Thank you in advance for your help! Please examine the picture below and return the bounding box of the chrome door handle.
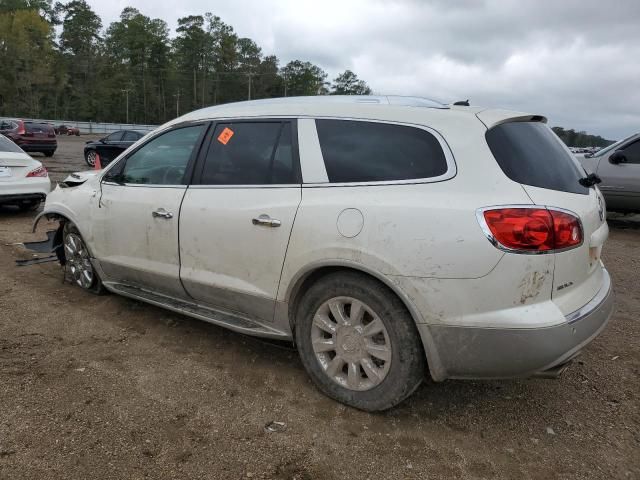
[152,208,173,219]
[252,214,281,227]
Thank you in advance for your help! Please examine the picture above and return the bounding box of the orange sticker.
[217,127,234,145]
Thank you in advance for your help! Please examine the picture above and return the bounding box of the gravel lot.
[0,136,638,479]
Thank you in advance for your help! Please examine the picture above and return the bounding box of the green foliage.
[0,3,368,123]
[331,70,372,95]
[551,126,614,148]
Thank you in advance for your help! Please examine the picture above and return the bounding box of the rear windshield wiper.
[579,173,602,188]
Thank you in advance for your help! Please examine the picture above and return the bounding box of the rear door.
[596,138,640,210]
[485,121,608,315]
[179,120,301,324]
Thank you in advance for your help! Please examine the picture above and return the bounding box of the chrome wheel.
[311,296,392,391]
[64,232,94,289]
[86,150,96,167]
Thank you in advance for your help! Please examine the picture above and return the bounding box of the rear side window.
[486,122,587,195]
[200,122,296,185]
[0,134,23,153]
[315,119,448,183]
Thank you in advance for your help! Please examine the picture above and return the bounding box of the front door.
[597,138,640,210]
[92,123,207,298]
[179,120,301,324]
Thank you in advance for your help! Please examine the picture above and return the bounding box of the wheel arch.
[284,260,445,380]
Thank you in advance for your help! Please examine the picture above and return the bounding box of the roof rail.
[210,95,449,110]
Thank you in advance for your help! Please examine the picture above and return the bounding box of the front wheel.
[84,150,96,167]
[295,271,426,411]
[63,223,104,294]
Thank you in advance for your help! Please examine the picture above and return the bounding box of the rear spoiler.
[475,109,547,130]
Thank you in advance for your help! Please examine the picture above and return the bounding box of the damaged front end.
[30,213,67,267]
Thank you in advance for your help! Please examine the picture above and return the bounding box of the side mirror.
[609,150,627,165]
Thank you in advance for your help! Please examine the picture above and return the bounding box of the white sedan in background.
[0,134,50,210]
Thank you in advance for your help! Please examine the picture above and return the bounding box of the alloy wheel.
[311,296,392,391]
[64,232,94,289]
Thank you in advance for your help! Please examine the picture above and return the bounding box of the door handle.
[252,214,281,227]
[152,208,173,219]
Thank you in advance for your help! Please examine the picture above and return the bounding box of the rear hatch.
[483,117,608,315]
[24,123,56,143]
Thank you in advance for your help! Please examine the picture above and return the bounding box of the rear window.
[0,134,24,153]
[315,119,448,183]
[25,123,50,133]
[486,122,587,195]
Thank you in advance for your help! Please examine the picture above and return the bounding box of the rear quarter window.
[315,119,449,183]
[486,122,588,195]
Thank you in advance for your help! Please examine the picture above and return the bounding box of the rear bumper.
[0,178,51,204]
[18,142,56,152]
[423,269,614,380]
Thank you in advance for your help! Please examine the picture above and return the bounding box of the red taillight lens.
[16,122,25,135]
[26,166,48,178]
[481,208,582,252]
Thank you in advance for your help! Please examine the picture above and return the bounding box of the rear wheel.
[295,271,426,411]
[63,223,104,294]
[85,150,96,167]
[43,150,54,157]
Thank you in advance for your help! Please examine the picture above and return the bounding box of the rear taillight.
[26,166,48,178]
[479,207,582,253]
[16,121,25,135]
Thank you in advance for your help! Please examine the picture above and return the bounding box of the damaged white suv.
[35,96,614,411]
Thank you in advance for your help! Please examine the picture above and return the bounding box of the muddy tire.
[62,223,104,294]
[295,271,425,411]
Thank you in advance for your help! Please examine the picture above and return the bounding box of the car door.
[179,120,302,324]
[597,138,640,210]
[91,123,208,298]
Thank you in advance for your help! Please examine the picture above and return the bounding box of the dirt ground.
[0,136,638,479]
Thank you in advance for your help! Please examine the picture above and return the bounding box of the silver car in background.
[579,132,640,212]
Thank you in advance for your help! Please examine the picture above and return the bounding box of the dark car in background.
[84,130,146,167]
[55,124,80,136]
[0,119,57,157]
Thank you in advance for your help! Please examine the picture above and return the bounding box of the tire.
[62,223,105,294]
[43,150,54,157]
[84,150,97,167]
[295,271,425,411]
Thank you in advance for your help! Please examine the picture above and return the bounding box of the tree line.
[0,0,372,124]
[551,127,614,148]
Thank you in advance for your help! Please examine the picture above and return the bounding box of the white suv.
[36,96,614,411]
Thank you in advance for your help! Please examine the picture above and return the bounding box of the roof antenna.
[453,99,470,106]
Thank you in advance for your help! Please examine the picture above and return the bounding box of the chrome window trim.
[475,204,584,255]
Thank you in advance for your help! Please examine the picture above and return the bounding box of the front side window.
[122,131,140,142]
[200,122,296,185]
[116,125,204,185]
[315,119,448,183]
[622,140,640,164]
[106,131,124,142]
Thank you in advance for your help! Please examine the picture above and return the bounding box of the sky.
[90,0,640,140]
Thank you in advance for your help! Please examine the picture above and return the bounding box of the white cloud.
[88,0,640,139]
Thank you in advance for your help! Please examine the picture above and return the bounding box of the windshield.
[592,133,639,157]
